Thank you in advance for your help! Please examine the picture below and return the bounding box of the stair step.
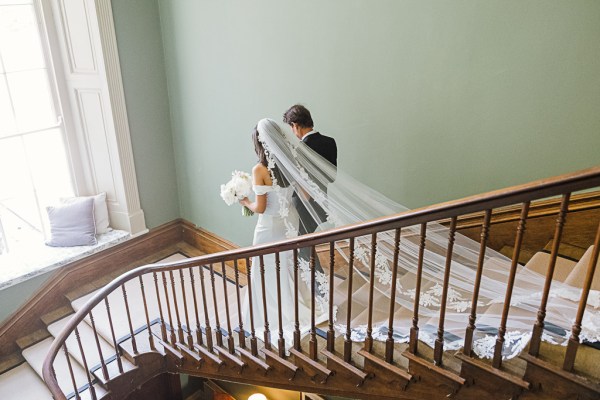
[70,273,160,345]
[321,349,370,386]
[289,348,333,383]
[0,352,24,375]
[16,328,51,350]
[176,342,204,364]
[456,352,529,391]
[47,314,134,375]
[0,363,53,399]
[260,347,298,378]
[21,337,108,399]
[357,348,412,385]
[214,345,246,373]
[402,350,465,386]
[70,267,243,350]
[193,344,224,367]
[41,305,75,327]
[237,346,272,374]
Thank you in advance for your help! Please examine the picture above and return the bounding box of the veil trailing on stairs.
[255,118,599,359]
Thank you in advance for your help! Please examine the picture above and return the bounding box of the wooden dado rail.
[43,167,600,400]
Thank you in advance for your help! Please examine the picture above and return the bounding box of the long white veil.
[256,118,599,358]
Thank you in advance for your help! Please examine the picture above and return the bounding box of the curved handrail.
[42,166,600,398]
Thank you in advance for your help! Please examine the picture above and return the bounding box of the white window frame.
[36,0,146,235]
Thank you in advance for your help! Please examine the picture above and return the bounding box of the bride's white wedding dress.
[241,184,315,346]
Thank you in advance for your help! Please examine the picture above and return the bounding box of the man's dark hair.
[283,104,314,128]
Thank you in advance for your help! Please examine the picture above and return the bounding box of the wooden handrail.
[42,166,600,398]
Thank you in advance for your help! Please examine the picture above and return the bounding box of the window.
[0,0,146,287]
[0,0,74,254]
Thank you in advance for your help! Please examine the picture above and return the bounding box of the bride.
[239,117,599,358]
[239,122,318,347]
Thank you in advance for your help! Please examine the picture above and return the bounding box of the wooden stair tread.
[456,352,529,389]
[357,348,412,382]
[0,352,25,375]
[289,348,333,383]
[16,328,51,350]
[41,305,74,326]
[193,344,224,367]
[214,345,246,372]
[260,347,298,377]
[176,342,203,364]
[402,350,465,385]
[237,346,271,373]
[321,349,369,386]
[520,353,600,393]
[161,339,184,366]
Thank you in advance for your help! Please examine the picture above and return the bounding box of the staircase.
[1,167,600,400]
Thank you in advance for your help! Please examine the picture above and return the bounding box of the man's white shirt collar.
[302,130,317,141]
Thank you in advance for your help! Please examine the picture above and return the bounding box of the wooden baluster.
[153,272,168,342]
[563,220,600,371]
[189,267,203,346]
[74,327,97,400]
[139,275,155,350]
[530,194,570,356]
[492,202,530,368]
[161,272,177,344]
[434,216,457,366]
[365,233,378,353]
[293,249,301,351]
[344,237,355,363]
[234,259,246,349]
[121,284,138,354]
[463,209,492,356]
[63,344,81,400]
[104,298,123,373]
[309,246,318,361]
[327,241,336,353]
[198,265,213,351]
[169,270,185,343]
[221,261,235,353]
[409,223,427,354]
[259,255,271,350]
[275,252,286,357]
[88,310,109,380]
[209,263,223,347]
[385,228,401,363]
[178,269,194,348]
[247,257,258,356]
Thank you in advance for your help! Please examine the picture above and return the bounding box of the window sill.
[0,230,130,290]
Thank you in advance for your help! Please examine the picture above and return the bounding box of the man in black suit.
[283,104,337,279]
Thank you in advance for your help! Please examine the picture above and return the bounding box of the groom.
[283,104,337,278]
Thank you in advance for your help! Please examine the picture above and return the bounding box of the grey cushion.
[61,192,111,234]
[46,197,97,247]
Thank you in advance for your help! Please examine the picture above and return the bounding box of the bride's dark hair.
[252,126,289,187]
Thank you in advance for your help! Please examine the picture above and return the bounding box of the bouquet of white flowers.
[220,170,254,216]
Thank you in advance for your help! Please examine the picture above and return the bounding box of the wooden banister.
[42,166,600,399]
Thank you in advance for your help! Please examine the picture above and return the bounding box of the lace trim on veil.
[255,118,600,360]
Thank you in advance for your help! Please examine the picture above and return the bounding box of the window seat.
[0,230,130,290]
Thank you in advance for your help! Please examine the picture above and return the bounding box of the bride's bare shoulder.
[252,163,271,185]
[252,163,268,175]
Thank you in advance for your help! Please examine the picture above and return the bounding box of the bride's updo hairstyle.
[252,125,289,188]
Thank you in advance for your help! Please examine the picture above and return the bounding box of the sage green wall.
[159,0,600,246]
[111,0,180,229]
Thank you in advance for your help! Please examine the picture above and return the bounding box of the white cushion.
[62,192,111,234]
[46,197,97,247]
